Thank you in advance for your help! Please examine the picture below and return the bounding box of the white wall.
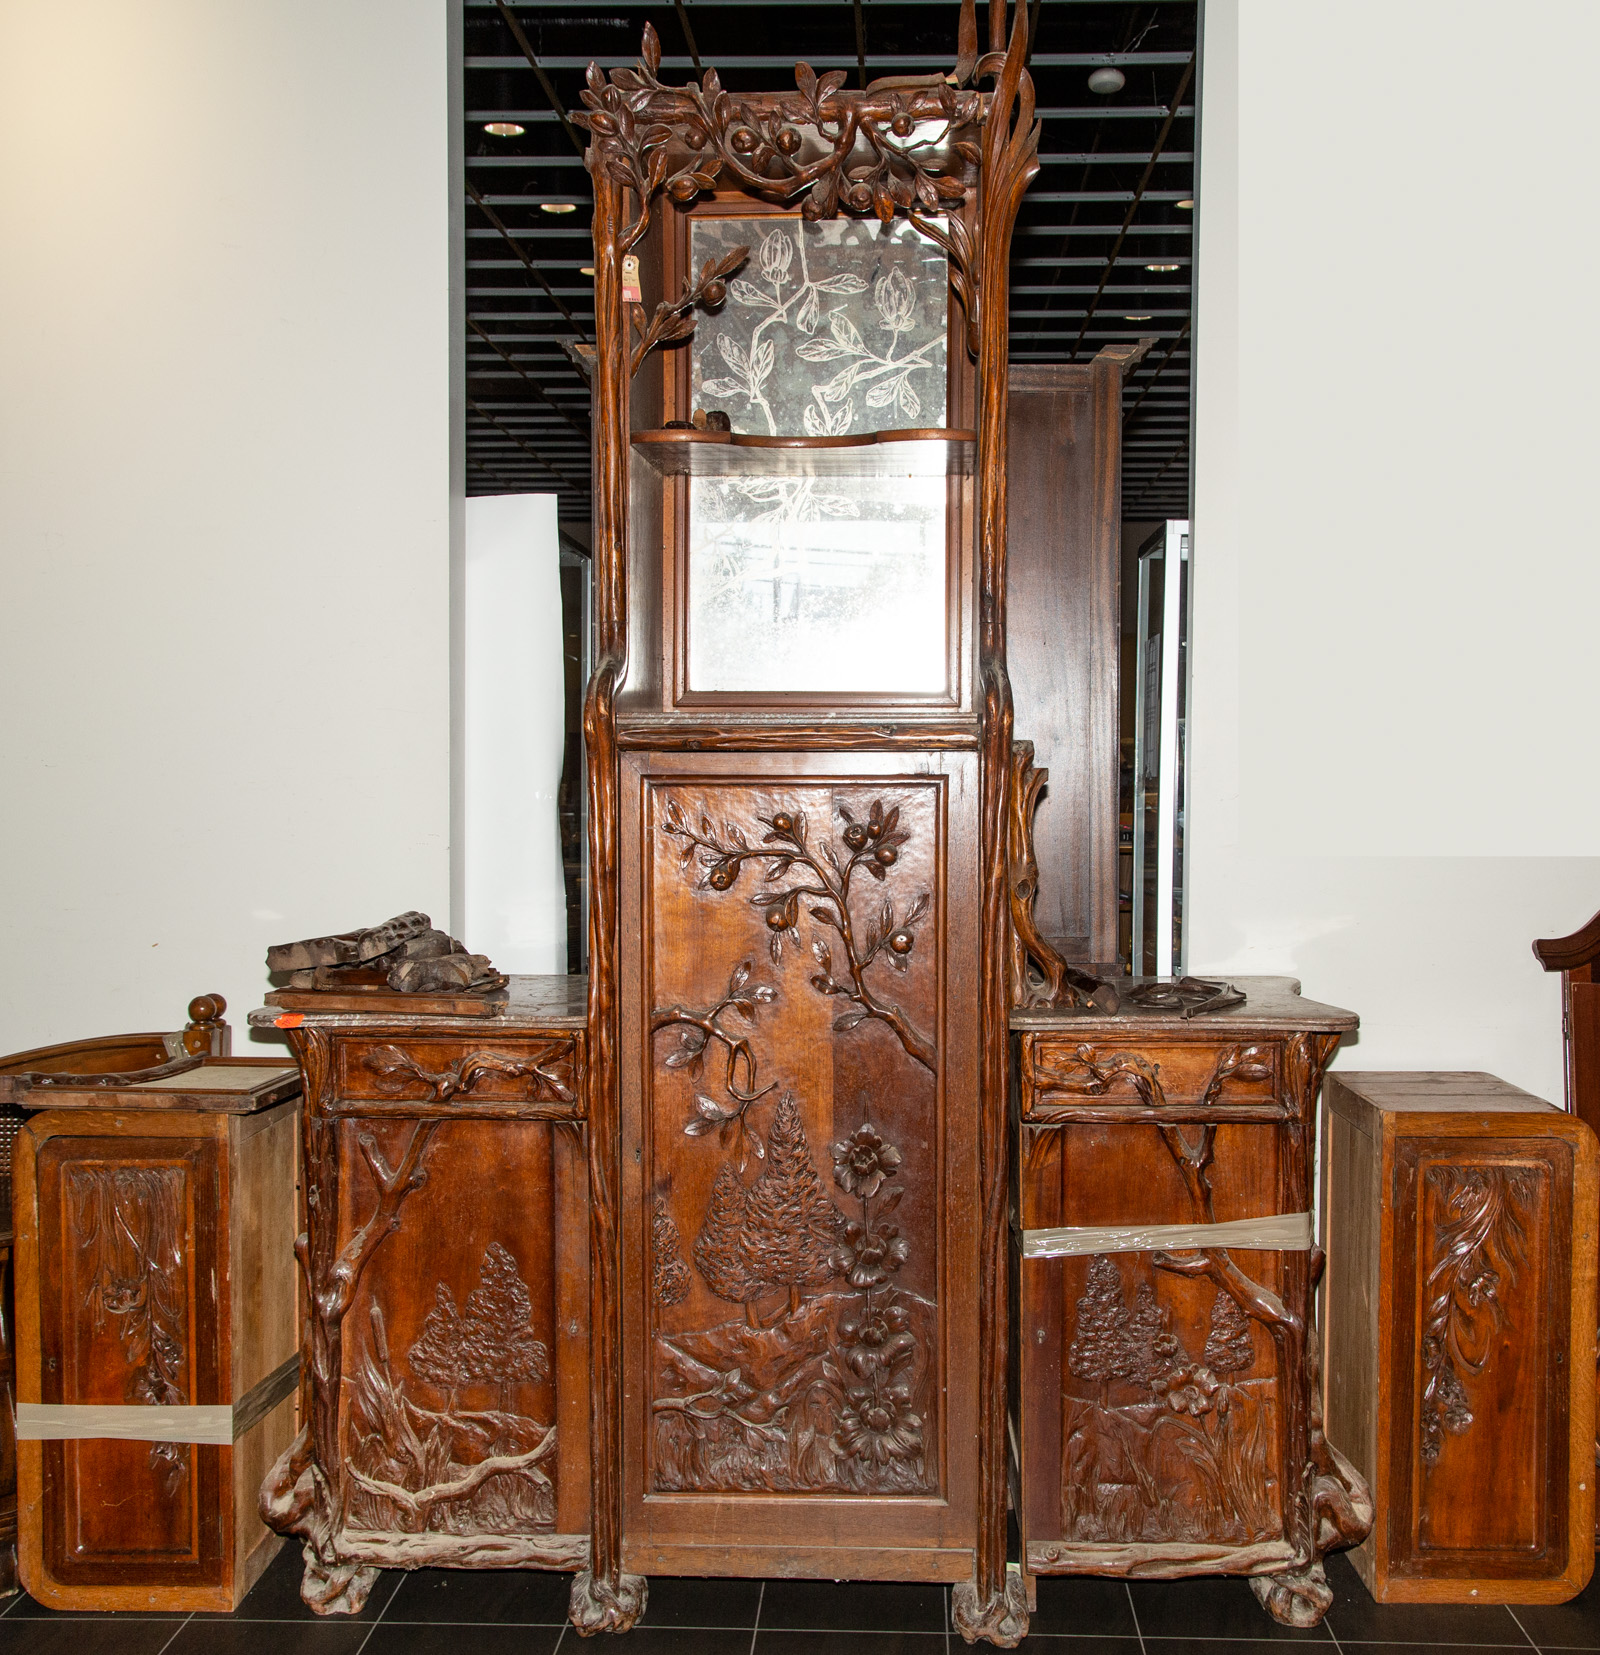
[1190,0,1600,1102]
[0,1,457,1050]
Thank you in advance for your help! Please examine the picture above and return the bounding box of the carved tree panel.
[35,1135,223,1583]
[335,1116,583,1544]
[622,755,980,1566]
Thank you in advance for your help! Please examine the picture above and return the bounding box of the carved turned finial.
[183,993,229,1057]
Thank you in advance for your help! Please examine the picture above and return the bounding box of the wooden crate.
[13,1057,301,1611]
[1322,1070,1597,1603]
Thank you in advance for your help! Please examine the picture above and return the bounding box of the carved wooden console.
[1011,978,1372,1628]
[1322,1071,1597,1602]
[249,977,591,1617]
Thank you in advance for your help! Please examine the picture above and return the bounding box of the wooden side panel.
[333,1115,585,1545]
[228,1101,299,1592]
[1321,1104,1383,1594]
[620,750,980,1575]
[1005,364,1119,963]
[1388,1140,1570,1583]
[36,1131,225,1588]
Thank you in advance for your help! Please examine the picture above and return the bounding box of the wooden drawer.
[1022,1035,1283,1121]
[335,1034,582,1112]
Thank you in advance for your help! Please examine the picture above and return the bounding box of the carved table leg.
[569,1568,648,1635]
[299,1548,379,1616]
[1251,1561,1332,1628]
[951,1573,1029,1648]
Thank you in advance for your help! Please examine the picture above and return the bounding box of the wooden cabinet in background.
[1011,978,1372,1628]
[1321,1070,1597,1603]
[252,979,591,1616]
[1006,353,1145,967]
[12,1055,300,1611]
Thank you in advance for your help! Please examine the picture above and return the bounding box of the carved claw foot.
[299,1549,379,1616]
[952,1572,1029,1647]
[569,1568,648,1635]
[1251,1560,1332,1628]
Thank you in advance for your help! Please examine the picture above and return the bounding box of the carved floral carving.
[1419,1163,1537,1467]
[653,1106,934,1495]
[659,794,935,1071]
[68,1164,189,1497]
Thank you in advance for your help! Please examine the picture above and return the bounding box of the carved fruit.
[732,128,758,153]
[765,906,789,930]
[771,812,794,833]
[875,846,898,867]
[888,929,914,955]
[866,819,884,839]
[776,127,801,155]
[890,112,914,137]
[708,864,736,891]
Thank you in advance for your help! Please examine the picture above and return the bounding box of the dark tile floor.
[3,1547,1597,1654]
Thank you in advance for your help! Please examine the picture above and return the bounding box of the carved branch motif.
[364,1042,577,1106]
[576,19,983,288]
[630,244,749,377]
[654,1107,934,1495]
[68,1165,189,1497]
[1419,1164,1536,1467]
[652,958,779,1172]
[1006,742,1119,1012]
[659,794,936,1071]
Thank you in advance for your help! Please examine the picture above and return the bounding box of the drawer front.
[336,1034,582,1111]
[1023,1035,1281,1119]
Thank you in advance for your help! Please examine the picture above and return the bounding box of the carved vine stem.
[660,797,936,1072]
[364,1042,577,1105]
[1419,1163,1535,1467]
[630,246,750,376]
[347,1427,558,1524]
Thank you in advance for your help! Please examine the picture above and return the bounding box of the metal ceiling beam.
[490,0,587,156]
[464,51,1193,69]
[466,182,591,341]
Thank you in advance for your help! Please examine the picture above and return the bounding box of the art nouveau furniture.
[9,1019,300,1610]
[251,978,588,1614]
[0,993,231,1601]
[1321,1071,1596,1602]
[1011,979,1372,1628]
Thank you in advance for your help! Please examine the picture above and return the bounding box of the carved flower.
[834,1382,923,1467]
[1154,1364,1223,1417]
[831,1122,902,1199]
[831,1216,909,1290]
[1464,1264,1500,1307]
[840,1302,916,1379]
[758,227,795,284]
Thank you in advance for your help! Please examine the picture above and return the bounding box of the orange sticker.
[275,1013,305,1028]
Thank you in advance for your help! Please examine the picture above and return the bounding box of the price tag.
[622,254,642,304]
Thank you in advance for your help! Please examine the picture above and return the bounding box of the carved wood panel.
[620,753,980,1569]
[35,1135,224,1585]
[1395,1145,1563,1565]
[334,1116,585,1550]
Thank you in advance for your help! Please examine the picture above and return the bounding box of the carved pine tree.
[409,1281,470,1406]
[1203,1288,1255,1376]
[1067,1254,1135,1405]
[694,1163,763,1324]
[739,1093,845,1313]
[1127,1280,1182,1388]
[652,1200,692,1306]
[421,1242,550,1416]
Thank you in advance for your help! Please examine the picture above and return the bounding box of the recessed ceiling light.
[1124,314,1153,321]
[1175,198,1195,210]
[1087,66,1126,94]
[483,121,524,137]
[580,266,596,276]
[1146,263,1181,272]
[541,201,578,214]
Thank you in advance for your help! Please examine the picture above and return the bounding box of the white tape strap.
[17,1354,300,1445]
[1020,1211,1314,1260]
[17,1404,234,1444]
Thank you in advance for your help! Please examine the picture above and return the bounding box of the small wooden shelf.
[631,426,975,479]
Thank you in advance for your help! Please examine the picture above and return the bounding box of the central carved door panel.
[619,750,979,1578]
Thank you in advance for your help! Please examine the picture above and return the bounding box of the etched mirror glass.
[691,216,948,435]
[686,216,950,695]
